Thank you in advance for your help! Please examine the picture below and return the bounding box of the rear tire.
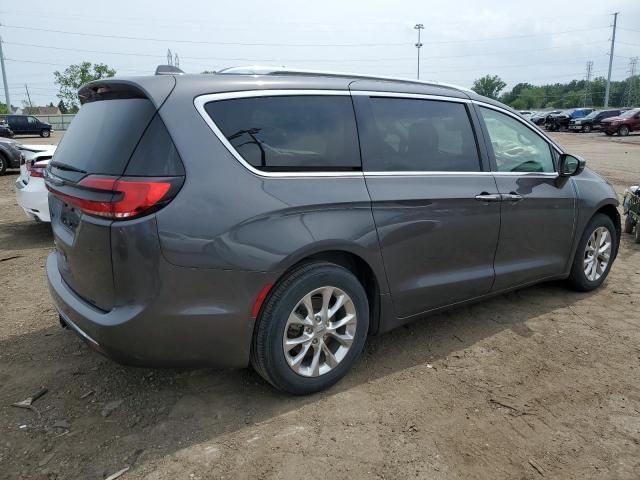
[624,214,634,234]
[0,154,6,175]
[567,214,616,292]
[618,125,630,137]
[251,261,369,395]
[40,129,51,138]
[636,224,640,244]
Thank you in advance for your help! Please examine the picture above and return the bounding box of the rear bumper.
[46,251,276,368]
[15,177,50,222]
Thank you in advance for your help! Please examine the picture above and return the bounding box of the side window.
[359,97,481,172]
[479,107,555,173]
[205,95,360,171]
[28,117,38,125]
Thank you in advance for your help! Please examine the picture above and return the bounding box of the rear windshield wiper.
[49,161,87,174]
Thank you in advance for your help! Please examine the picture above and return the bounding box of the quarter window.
[480,107,555,173]
[205,95,361,171]
[358,97,481,172]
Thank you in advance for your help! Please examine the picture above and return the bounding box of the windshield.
[583,111,599,119]
[620,109,640,118]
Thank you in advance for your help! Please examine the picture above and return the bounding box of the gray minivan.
[45,68,620,394]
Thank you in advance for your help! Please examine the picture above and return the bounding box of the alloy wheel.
[282,286,357,377]
[583,226,612,282]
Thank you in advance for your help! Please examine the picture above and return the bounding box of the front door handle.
[502,193,523,202]
[475,193,502,202]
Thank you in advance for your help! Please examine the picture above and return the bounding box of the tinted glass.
[359,97,480,172]
[206,95,360,171]
[124,114,185,176]
[28,117,38,125]
[480,107,554,173]
[52,99,156,176]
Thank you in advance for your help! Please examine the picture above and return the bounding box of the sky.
[0,0,639,108]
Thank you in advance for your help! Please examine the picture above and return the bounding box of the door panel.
[366,174,501,317]
[476,105,576,290]
[492,174,576,290]
[351,91,500,318]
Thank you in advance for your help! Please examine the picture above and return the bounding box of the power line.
[0,23,610,48]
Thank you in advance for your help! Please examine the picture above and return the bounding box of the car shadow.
[0,280,595,478]
[0,220,53,252]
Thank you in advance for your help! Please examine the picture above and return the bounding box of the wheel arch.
[264,247,386,336]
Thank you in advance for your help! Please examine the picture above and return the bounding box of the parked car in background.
[531,110,561,126]
[0,120,14,138]
[15,145,56,222]
[568,109,623,133]
[44,68,620,394]
[601,108,640,136]
[3,115,53,137]
[545,108,595,131]
[518,110,536,120]
[0,137,23,175]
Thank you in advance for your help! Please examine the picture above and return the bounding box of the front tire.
[40,129,51,138]
[636,224,640,244]
[567,214,617,291]
[0,154,6,175]
[251,262,369,395]
[618,125,630,137]
[583,124,592,133]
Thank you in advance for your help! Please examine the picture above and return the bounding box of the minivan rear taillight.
[46,175,183,219]
[27,160,48,178]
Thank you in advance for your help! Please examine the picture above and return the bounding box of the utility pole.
[625,56,638,107]
[583,61,593,107]
[414,24,424,80]
[0,35,11,112]
[604,12,618,107]
[24,84,32,110]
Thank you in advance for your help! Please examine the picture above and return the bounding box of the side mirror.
[558,153,586,177]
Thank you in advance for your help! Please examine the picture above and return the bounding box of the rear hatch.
[45,79,184,311]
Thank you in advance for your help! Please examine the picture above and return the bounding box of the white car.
[15,145,56,222]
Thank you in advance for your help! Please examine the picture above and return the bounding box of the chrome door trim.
[350,90,471,104]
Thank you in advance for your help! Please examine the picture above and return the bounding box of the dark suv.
[545,108,594,131]
[5,115,52,137]
[45,68,620,394]
[568,109,623,133]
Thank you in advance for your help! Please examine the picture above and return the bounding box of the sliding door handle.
[475,193,502,202]
[502,193,523,202]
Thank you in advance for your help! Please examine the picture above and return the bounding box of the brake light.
[47,175,178,219]
[27,161,48,178]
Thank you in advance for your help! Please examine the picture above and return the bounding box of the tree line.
[472,74,640,110]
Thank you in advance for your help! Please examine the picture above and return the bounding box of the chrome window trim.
[194,89,362,178]
[351,90,471,104]
[194,89,564,178]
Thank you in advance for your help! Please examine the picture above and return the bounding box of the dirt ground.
[1,131,639,480]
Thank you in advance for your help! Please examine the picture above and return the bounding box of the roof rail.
[216,65,474,94]
[155,65,185,76]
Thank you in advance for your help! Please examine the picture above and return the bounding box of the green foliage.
[53,62,116,111]
[471,75,507,99]
[499,74,640,109]
[57,100,68,114]
[0,103,9,115]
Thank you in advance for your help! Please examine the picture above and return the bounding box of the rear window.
[53,99,156,175]
[205,95,361,171]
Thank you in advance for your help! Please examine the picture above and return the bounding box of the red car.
[601,108,640,136]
